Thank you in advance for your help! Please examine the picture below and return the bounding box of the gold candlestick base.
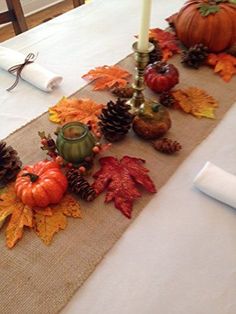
[126,41,154,114]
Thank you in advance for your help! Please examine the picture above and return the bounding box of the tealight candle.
[137,0,152,52]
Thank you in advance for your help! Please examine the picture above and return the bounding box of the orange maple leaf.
[206,53,236,82]
[82,65,131,90]
[33,193,81,245]
[172,87,218,119]
[149,28,180,61]
[49,97,103,134]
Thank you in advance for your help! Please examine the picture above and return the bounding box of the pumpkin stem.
[22,173,39,182]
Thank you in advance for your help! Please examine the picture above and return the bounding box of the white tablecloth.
[1,1,236,313]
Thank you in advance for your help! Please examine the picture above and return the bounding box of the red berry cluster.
[39,131,58,159]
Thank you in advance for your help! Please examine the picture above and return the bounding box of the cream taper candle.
[137,0,152,52]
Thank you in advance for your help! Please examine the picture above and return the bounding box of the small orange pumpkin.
[171,0,236,52]
[15,160,68,207]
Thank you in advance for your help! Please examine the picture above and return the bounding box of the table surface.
[1,1,236,314]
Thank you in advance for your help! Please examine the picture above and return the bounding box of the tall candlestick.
[137,0,152,52]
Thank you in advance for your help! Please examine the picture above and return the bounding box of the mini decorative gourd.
[56,122,96,164]
[15,160,68,207]
[171,0,236,52]
[144,62,179,93]
[132,102,171,140]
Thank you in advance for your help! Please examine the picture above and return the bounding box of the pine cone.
[152,138,182,154]
[148,38,163,65]
[159,91,176,108]
[112,86,134,99]
[67,168,96,201]
[99,98,133,142]
[0,141,22,187]
[181,43,208,69]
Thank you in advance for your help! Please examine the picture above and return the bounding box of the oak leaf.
[33,193,81,245]
[206,53,236,82]
[49,97,103,133]
[92,156,156,219]
[82,65,131,90]
[172,87,218,119]
[149,28,180,61]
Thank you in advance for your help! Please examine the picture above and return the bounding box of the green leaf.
[198,4,220,16]
[229,0,236,4]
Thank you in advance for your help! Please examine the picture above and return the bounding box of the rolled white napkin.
[0,46,62,92]
[194,161,236,208]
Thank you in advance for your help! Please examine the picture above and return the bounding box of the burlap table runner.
[0,54,235,314]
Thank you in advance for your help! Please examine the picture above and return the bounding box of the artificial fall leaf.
[33,193,81,245]
[49,97,103,133]
[149,28,180,61]
[33,210,67,246]
[92,156,156,219]
[0,183,81,248]
[6,203,33,249]
[206,53,236,82]
[0,184,15,226]
[55,194,82,218]
[33,206,53,216]
[0,184,33,248]
[172,87,218,119]
[82,65,131,90]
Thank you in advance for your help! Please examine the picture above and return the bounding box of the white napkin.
[0,46,62,92]
[194,161,236,208]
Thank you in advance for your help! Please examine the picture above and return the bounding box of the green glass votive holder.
[56,122,96,164]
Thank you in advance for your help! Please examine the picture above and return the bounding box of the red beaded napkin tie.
[6,53,37,92]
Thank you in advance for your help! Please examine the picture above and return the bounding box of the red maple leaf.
[92,156,156,218]
[149,28,180,61]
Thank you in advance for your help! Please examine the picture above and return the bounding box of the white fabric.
[194,162,236,209]
[1,1,236,314]
[0,46,62,92]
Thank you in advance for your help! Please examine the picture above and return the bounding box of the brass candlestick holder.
[126,41,154,114]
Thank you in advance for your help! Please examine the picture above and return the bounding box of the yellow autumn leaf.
[0,184,82,248]
[33,193,82,245]
[6,202,33,248]
[56,194,82,218]
[172,87,218,119]
[33,210,67,245]
[0,184,18,228]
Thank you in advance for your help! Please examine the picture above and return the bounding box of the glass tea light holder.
[56,122,96,165]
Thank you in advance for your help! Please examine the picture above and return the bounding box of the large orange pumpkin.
[15,160,68,207]
[172,0,236,52]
